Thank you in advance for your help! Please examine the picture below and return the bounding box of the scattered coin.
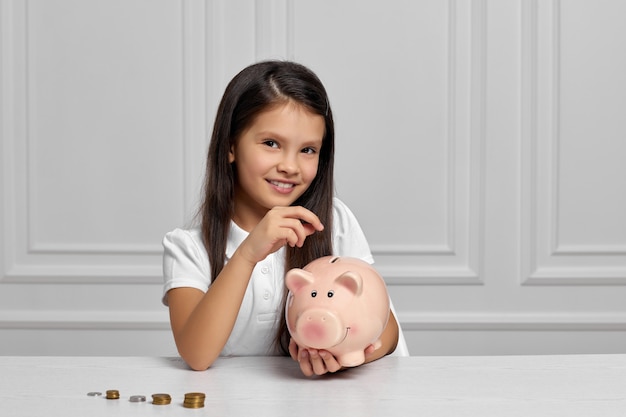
[152,393,172,405]
[183,392,206,409]
[105,390,120,400]
[129,395,146,403]
[87,392,102,397]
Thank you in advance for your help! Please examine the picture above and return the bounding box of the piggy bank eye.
[311,290,317,298]
[327,290,334,298]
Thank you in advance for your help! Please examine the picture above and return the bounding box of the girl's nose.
[277,154,299,174]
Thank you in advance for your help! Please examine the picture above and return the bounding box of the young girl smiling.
[162,61,407,375]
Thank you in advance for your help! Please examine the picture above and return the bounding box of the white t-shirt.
[162,198,409,357]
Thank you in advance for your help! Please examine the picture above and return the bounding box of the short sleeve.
[162,228,211,306]
[332,198,374,264]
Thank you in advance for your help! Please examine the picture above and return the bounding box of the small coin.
[129,395,146,403]
[106,390,120,400]
[183,402,204,408]
[87,392,102,397]
[184,392,205,398]
[151,393,172,405]
[183,403,204,408]
[183,402,205,408]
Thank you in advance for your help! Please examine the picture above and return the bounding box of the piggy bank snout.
[295,308,346,350]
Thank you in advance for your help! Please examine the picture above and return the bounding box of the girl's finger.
[299,349,314,377]
[308,349,327,376]
[282,218,315,248]
[319,350,342,373]
[288,338,299,361]
[280,206,324,232]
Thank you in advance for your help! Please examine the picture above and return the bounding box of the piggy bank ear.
[285,269,314,292]
[335,271,363,296]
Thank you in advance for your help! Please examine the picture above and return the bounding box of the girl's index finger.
[291,206,324,232]
[300,219,323,237]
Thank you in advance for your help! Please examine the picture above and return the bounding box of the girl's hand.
[289,339,342,377]
[237,206,324,264]
[289,339,380,377]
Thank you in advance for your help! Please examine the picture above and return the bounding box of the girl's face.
[229,101,325,230]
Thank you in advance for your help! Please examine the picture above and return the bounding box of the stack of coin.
[105,390,120,400]
[183,392,206,409]
[151,393,172,405]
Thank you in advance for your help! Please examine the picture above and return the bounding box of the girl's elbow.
[184,356,215,371]
[189,361,212,371]
[178,348,218,371]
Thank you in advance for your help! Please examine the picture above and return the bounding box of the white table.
[1,354,625,416]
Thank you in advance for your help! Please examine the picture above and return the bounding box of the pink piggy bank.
[285,256,390,367]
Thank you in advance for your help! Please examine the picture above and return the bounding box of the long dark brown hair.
[199,61,335,354]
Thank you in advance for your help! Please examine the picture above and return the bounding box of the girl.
[162,60,408,376]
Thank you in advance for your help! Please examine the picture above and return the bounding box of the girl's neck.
[231,201,266,233]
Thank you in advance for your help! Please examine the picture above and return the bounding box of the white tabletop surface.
[1,354,625,416]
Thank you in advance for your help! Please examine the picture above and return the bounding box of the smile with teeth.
[269,180,295,189]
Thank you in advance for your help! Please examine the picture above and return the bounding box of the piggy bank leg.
[372,339,382,351]
[337,338,383,368]
[337,351,366,368]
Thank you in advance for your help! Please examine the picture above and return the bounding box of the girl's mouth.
[269,180,295,191]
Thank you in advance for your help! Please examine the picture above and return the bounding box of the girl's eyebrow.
[255,131,323,146]
[255,130,283,140]
[301,137,323,145]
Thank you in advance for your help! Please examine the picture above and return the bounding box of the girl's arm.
[167,249,257,371]
[168,206,324,371]
[364,308,400,361]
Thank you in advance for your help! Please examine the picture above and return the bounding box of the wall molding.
[379,265,481,285]
[400,311,626,331]
[520,0,626,285]
[553,245,626,256]
[27,243,162,255]
[525,267,626,286]
[4,310,625,332]
[370,0,486,286]
[0,310,171,330]
[254,0,292,60]
[4,264,162,283]
[370,244,455,256]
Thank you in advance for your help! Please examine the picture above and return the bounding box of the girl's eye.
[301,147,317,155]
[263,140,279,148]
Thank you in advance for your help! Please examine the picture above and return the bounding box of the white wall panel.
[522,0,626,285]
[3,0,187,283]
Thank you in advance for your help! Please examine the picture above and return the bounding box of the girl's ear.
[228,145,235,163]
